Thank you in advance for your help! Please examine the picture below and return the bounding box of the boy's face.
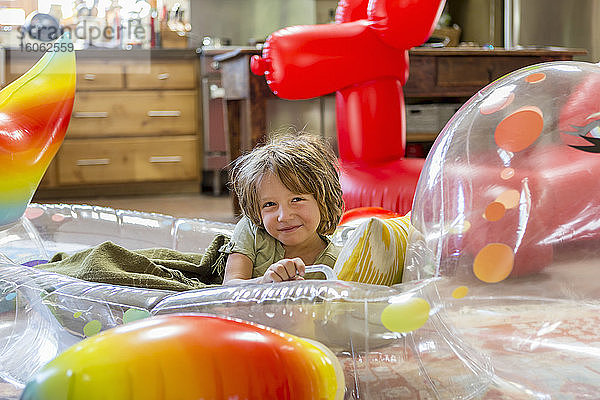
[257,173,322,248]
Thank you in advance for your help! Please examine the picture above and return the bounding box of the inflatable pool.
[0,203,492,400]
[4,191,600,399]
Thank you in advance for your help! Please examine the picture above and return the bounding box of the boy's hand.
[262,258,306,283]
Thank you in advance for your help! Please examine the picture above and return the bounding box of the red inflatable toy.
[339,206,403,226]
[251,0,445,214]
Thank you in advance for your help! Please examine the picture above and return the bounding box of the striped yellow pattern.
[334,216,411,285]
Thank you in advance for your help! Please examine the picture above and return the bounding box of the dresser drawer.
[6,60,124,90]
[126,62,197,89]
[77,62,124,90]
[68,90,197,137]
[436,56,544,88]
[57,136,199,184]
[437,57,491,87]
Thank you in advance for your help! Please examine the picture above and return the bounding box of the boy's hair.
[229,132,344,236]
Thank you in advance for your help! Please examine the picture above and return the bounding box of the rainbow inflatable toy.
[20,314,344,400]
[0,34,75,227]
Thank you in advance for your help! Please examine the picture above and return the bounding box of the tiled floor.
[38,193,239,224]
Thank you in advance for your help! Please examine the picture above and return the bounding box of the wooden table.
[404,47,586,98]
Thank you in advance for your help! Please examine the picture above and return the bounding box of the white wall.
[252,0,316,41]
[190,0,319,46]
[513,0,600,61]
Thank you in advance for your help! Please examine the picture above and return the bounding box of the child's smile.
[278,225,301,233]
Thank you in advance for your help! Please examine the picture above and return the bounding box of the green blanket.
[38,235,229,291]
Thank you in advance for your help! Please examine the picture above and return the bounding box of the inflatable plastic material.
[251,0,445,213]
[407,61,600,280]
[0,34,75,227]
[0,204,491,399]
[20,314,345,400]
[403,60,600,397]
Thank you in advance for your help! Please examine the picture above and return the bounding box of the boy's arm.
[223,253,260,285]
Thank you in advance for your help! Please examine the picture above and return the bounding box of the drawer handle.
[149,156,183,163]
[157,72,170,80]
[147,110,181,117]
[84,73,97,81]
[73,112,109,118]
[76,158,111,166]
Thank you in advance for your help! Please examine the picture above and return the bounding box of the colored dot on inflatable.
[500,167,515,180]
[5,292,16,301]
[73,311,82,319]
[525,72,546,83]
[24,207,44,220]
[123,308,151,324]
[473,243,514,283]
[51,214,66,222]
[495,106,544,152]
[495,189,520,210]
[83,320,102,337]
[452,286,469,299]
[380,297,430,333]
[484,201,506,222]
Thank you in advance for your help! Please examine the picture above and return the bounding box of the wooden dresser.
[4,49,201,198]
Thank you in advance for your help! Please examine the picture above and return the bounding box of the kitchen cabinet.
[4,49,202,198]
[75,61,125,90]
[69,90,197,137]
[126,62,197,90]
[58,136,198,184]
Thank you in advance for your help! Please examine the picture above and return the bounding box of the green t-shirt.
[221,216,340,279]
